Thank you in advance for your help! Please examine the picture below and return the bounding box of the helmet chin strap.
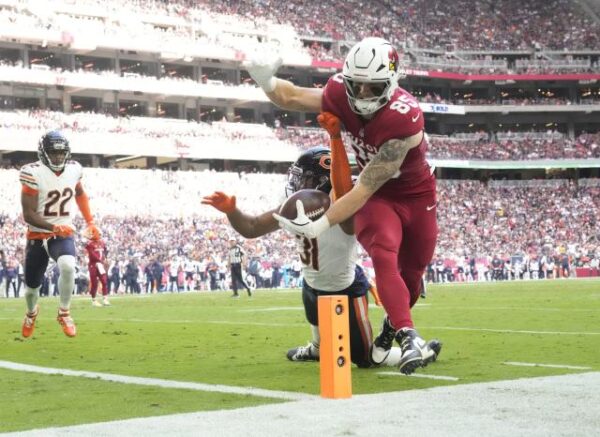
[351,98,386,116]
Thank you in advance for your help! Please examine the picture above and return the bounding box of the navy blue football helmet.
[285,146,332,197]
[38,130,71,172]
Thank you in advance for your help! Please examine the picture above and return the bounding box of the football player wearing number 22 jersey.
[20,130,101,338]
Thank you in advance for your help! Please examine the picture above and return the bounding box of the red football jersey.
[322,73,434,197]
[85,240,107,264]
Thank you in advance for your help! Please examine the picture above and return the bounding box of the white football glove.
[273,200,330,239]
[242,51,283,93]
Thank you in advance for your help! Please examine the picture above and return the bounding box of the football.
[279,189,331,221]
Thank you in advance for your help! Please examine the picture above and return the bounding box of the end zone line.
[422,326,600,336]
[503,361,592,370]
[377,371,459,381]
[0,360,317,402]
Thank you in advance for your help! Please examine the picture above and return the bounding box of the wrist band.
[262,77,278,93]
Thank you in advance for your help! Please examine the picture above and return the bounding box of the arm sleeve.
[75,186,94,224]
[330,137,353,200]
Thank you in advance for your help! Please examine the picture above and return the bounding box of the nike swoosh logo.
[426,204,436,211]
[412,113,420,122]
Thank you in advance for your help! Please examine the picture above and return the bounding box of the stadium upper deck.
[0,0,598,169]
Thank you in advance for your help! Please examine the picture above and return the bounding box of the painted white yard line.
[422,326,600,336]
[236,303,430,313]
[424,305,599,313]
[503,361,592,370]
[205,320,305,327]
[90,318,306,327]
[2,317,598,336]
[0,317,305,327]
[0,360,316,402]
[237,306,302,312]
[377,371,459,381]
[431,277,600,286]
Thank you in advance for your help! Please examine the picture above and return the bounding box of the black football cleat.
[370,315,397,365]
[421,339,443,367]
[287,342,319,362]
[396,328,427,375]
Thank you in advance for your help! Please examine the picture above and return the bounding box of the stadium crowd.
[418,93,577,106]
[1,0,599,75]
[428,132,600,160]
[1,0,599,296]
[197,0,600,51]
[1,110,598,161]
[1,169,599,297]
[276,127,600,161]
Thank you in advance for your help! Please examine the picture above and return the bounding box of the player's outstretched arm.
[318,112,354,235]
[243,54,322,112]
[201,191,280,238]
[273,132,423,238]
[318,112,352,199]
[266,80,323,113]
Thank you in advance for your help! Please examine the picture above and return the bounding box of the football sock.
[57,255,76,310]
[24,285,41,313]
[310,324,320,348]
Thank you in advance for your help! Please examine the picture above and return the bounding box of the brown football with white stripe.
[279,189,331,221]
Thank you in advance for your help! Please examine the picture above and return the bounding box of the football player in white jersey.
[203,138,441,369]
[20,130,101,338]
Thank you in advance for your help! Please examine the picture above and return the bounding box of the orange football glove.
[317,112,342,139]
[201,191,236,214]
[83,223,102,240]
[52,224,74,238]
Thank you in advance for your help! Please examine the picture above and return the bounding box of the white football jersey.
[297,224,358,292]
[20,160,82,233]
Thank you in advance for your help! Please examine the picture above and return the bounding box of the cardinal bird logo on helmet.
[388,48,399,72]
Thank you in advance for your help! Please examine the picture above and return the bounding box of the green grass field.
[1,279,599,433]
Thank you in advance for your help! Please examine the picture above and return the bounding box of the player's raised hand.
[201,191,237,214]
[242,50,282,93]
[317,112,342,139]
[52,224,74,238]
[83,223,101,240]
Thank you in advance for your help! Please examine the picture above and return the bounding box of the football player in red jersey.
[245,37,439,374]
[84,235,110,307]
